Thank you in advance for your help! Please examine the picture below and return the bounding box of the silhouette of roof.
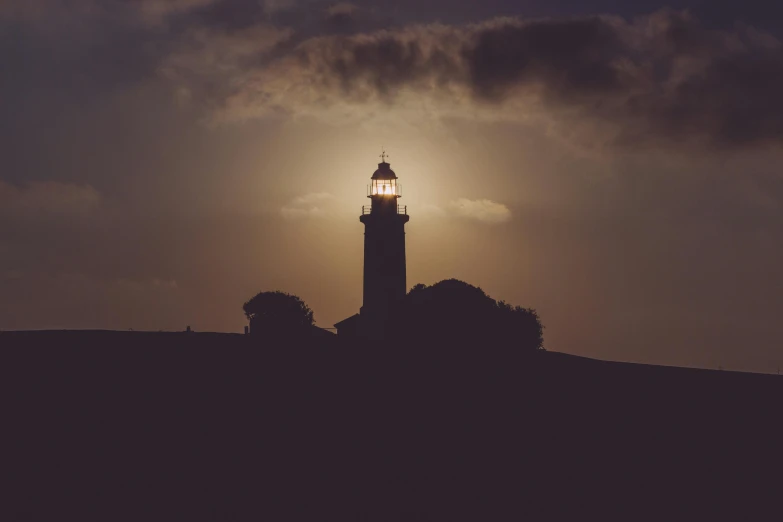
[371,162,397,180]
[334,313,361,329]
[309,325,337,339]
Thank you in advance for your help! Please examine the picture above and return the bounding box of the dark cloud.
[175,9,783,149]
[185,0,267,30]
[23,3,778,149]
[464,16,629,102]
[461,12,783,148]
[313,32,461,99]
[632,50,783,147]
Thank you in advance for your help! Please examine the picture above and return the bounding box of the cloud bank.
[159,8,783,149]
[6,3,782,149]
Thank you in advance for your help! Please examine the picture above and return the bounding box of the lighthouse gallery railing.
[362,205,407,215]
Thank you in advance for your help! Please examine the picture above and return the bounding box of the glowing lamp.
[371,178,397,196]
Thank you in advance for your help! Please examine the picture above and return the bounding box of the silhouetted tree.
[389,279,544,351]
[243,291,314,336]
[496,300,544,352]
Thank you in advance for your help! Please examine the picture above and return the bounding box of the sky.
[2,0,783,372]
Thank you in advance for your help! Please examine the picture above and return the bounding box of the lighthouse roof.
[371,161,397,180]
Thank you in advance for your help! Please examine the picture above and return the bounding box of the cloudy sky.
[2,0,783,372]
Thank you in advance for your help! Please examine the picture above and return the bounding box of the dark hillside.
[2,331,782,521]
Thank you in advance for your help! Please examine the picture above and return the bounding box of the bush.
[389,279,543,351]
[243,291,314,336]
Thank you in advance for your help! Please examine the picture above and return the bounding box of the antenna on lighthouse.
[380,147,389,163]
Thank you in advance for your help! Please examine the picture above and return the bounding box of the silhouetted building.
[334,313,362,338]
[335,153,410,339]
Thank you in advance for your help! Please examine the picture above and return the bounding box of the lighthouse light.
[371,180,397,196]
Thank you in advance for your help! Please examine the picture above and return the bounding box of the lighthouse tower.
[361,151,410,321]
[334,151,410,339]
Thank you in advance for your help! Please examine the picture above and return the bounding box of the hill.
[2,330,782,521]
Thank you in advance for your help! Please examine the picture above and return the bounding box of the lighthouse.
[334,151,410,339]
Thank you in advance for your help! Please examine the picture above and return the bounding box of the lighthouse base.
[333,307,393,342]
